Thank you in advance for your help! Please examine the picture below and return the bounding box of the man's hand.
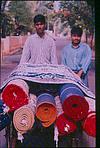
[77,69,84,78]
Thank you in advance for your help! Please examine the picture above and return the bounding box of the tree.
[8,1,33,27]
[37,1,94,37]
[1,0,7,13]
[59,1,95,33]
[1,0,8,37]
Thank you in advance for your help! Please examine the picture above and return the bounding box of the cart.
[0,64,96,147]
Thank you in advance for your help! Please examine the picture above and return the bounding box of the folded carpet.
[36,93,57,127]
[82,111,96,137]
[2,79,29,112]
[56,113,77,136]
[60,83,89,121]
[13,105,34,134]
[62,95,89,122]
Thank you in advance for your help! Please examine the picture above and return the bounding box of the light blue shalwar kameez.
[61,42,92,87]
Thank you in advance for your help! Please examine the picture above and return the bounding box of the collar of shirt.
[35,31,47,39]
[71,42,81,49]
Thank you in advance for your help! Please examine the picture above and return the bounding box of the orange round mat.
[36,103,57,127]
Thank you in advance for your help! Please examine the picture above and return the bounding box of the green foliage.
[1,12,15,37]
[1,1,95,36]
[1,0,7,12]
[8,1,33,27]
[59,1,95,34]
[43,1,95,35]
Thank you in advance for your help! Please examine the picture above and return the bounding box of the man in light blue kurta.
[61,26,92,86]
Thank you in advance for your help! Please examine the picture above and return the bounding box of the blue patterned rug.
[0,63,95,99]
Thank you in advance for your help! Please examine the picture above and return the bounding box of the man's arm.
[80,44,92,74]
[51,39,58,64]
[61,47,67,65]
[19,37,31,64]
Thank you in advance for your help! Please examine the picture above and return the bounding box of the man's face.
[34,22,45,35]
[71,34,81,46]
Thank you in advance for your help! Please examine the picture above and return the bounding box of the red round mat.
[62,95,89,122]
[2,84,29,112]
[82,111,96,137]
[56,113,77,136]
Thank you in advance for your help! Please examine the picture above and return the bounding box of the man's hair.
[34,14,46,24]
[71,26,83,37]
